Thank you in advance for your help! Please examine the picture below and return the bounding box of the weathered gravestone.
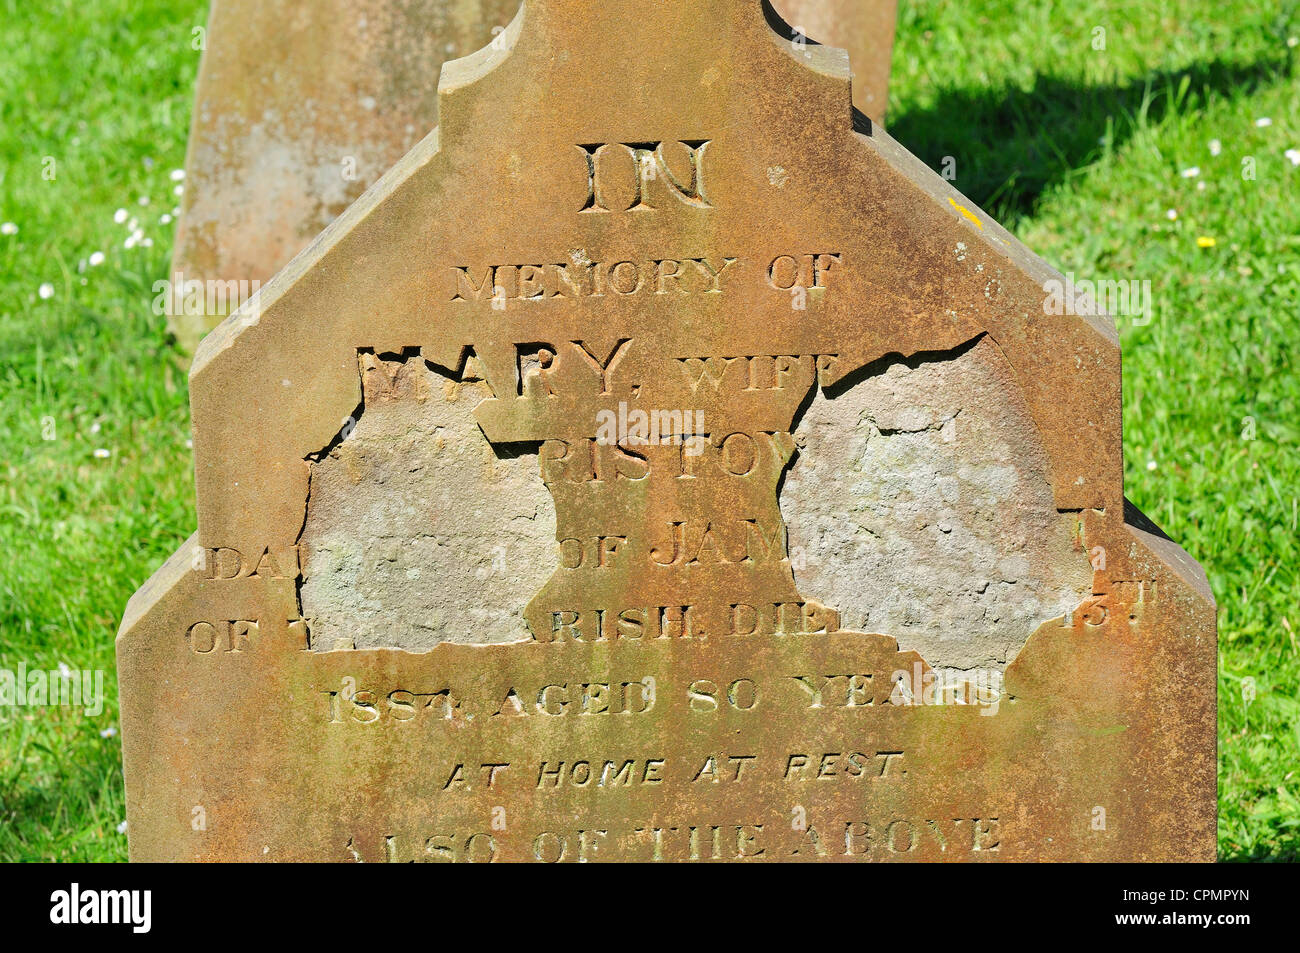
[169,0,524,352]
[168,0,896,352]
[120,0,1217,862]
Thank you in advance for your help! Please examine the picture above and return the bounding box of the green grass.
[0,0,203,861]
[0,0,1296,860]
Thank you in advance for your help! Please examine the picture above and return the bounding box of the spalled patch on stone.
[782,336,1092,671]
[299,350,555,650]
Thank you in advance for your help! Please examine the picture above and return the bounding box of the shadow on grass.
[888,55,1294,226]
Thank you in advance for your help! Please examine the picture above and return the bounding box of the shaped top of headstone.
[189,0,1118,564]
[168,1,896,353]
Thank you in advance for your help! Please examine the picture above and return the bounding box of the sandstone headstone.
[167,1,896,352]
[121,0,1216,862]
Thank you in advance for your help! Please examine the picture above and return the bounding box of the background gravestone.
[168,0,524,352]
[121,0,1216,862]
[778,0,896,123]
[167,0,898,352]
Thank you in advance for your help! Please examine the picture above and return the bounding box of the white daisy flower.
[1255,117,1273,127]
[38,283,54,299]
[1208,139,1222,156]
[113,208,128,224]
[100,727,117,738]
[93,448,111,459]
[1286,149,1300,166]
[89,251,105,266]
[0,222,17,235]
[1165,209,1178,221]
[1180,166,1200,178]
[1146,461,1158,471]
[116,820,128,834]
[170,169,185,181]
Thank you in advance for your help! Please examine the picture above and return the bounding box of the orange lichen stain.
[948,197,984,230]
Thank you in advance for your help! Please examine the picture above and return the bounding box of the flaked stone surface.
[783,336,1092,671]
[299,351,555,650]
